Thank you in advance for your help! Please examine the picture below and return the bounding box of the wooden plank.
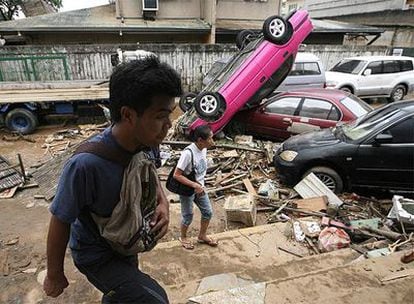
[0,87,109,104]
[243,178,257,196]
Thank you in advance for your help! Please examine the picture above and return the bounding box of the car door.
[245,96,302,140]
[382,60,402,94]
[358,61,387,96]
[353,116,414,190]
[293,97,341,134]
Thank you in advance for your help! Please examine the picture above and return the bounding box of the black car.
[274,100,414,194]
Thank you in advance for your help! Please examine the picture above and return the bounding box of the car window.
[382,116,414,144]
[401,60,414,72]
[383,60,401,73]
[289,62,321,76]
[299,98,340,121]
[330,59,367,74]
[340,96,372,117]
[265,97,301,115]
[366,61,382,75]
[342,108,402,141]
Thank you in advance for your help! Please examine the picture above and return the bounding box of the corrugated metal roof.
[0,4,210,33]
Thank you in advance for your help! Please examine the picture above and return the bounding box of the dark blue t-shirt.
[49,127,133,265]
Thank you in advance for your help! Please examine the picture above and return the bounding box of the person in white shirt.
[173,125,218,250]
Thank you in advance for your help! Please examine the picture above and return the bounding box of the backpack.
[74,141,158,255]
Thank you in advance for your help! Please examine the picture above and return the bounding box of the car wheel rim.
[269,19,285,38]
[393,88,404,100]
[200,95,218,114]
[315,173,336,192]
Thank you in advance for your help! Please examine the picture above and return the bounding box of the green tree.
[0,0,62,20]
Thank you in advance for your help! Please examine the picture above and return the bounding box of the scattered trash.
[318,227,350,252]
[388,195,414,225]
[294,173,343,207]
[292,221,306,242]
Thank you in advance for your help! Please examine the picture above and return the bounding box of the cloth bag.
[166,148,196,196]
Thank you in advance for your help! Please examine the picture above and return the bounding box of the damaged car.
[176,9,313,137]
[274,100,414,194]
[227,88,372,141]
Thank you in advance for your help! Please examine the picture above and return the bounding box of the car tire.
[5,108,39,134]
[339,86,353,94]
[263,15,292,45]
[194,92,224,119]
[303,166,344,194]
[388,85,406,102]
[179,92,197,112]
[236,30,255,50]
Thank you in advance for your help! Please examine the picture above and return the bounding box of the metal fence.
[0,44,390,91]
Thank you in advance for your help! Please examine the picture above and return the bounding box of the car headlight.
[279,150,298,162]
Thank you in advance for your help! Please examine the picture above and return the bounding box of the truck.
[0,49,155,134]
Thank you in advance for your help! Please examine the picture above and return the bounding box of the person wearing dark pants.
[43,57,182,303]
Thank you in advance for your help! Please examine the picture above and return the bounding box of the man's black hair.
[109,56,182,122]
[190,125,212,142]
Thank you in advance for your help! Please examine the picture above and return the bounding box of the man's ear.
[120,106,136,125]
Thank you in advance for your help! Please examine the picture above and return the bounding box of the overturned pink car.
[177,10,313,136]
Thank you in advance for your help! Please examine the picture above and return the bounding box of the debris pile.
[161,136,414,261]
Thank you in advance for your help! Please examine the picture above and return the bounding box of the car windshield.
[330,59,367,74]
[340,95,372,117]
[340,107,402,141]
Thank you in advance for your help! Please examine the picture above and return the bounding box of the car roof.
[341,55,414,61]
[280,88,348,100]
[295,52,321,62]
[385,99,414,113]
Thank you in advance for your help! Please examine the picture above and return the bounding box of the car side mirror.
[373,133,393,146]
[259,107,266,113]
[363,69,372,76]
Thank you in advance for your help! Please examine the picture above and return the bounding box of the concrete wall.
[116,0,280,20]
[305,0,408,18]
[117,0,201,19]
[216,0,280,20]
[0,44,389,91]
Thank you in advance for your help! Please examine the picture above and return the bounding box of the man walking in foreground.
[43,56,182,303]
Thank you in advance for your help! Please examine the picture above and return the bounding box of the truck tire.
[5,108,39,134]
[303,166,344,194]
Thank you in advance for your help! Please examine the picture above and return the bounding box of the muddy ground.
[0,107,272,303]
[0,97,410,303]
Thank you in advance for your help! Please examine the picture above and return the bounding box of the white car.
[325,56,414,102]
[276,52,326,91]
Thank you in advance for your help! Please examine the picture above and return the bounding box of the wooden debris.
[294,196,328,212]
[0,250,9,276]
[243,178,257,196]
[277,246,304,258]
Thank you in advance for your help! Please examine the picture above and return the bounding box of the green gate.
[0,55,70,81]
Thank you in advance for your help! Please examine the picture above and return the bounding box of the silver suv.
[325,56,414,102]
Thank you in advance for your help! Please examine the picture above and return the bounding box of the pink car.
[177,10,313,136]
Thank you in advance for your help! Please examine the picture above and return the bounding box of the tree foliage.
[0,0,62,20]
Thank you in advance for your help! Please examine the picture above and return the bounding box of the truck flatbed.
[0,87,109,104]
